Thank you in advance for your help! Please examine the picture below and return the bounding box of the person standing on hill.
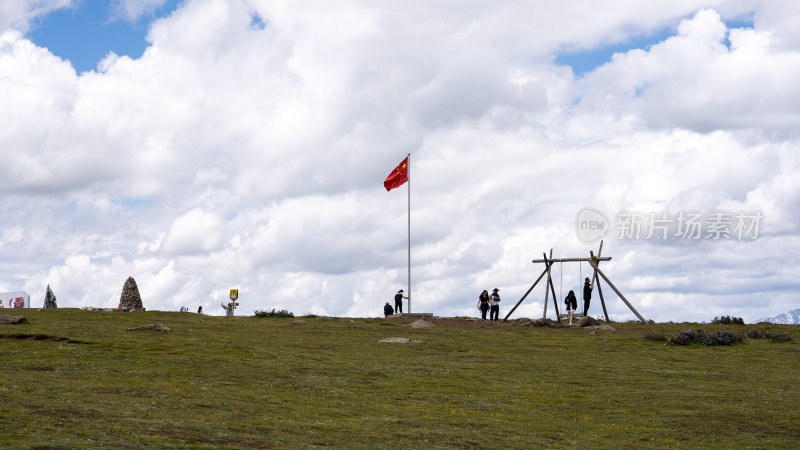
[583,277,593,316]
[384,302,394,317]
[221,302,234,317]
[477,290,490,320]
[489,288,501,321]
[394,290,407,314]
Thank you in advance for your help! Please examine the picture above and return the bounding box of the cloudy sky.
[1,0,798,321]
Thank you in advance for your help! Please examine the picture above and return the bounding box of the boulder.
[0,316,26,324]
[578,316,601,327]
[118,277,144,311]
[378,337,423,344]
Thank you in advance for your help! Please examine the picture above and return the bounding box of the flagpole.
[407,152,411,313]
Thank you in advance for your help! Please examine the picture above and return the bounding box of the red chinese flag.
[383,156,409,191]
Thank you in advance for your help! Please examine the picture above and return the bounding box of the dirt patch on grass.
[738,425,767,433]
[23,366,56,371]
[0,333,70,342]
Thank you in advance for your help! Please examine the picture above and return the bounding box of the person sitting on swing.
[565,290,578,325]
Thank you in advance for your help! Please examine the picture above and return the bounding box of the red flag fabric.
[383,156,409,191]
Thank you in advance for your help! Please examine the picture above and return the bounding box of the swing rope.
[559,261,563,303]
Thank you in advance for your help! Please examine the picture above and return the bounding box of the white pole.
[407,152,411,313]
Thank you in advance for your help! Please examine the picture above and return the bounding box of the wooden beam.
[532,257,612,263]
[594,267,647,324]
[502,262,553,321]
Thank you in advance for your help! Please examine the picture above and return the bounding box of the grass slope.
[1,309,798,448]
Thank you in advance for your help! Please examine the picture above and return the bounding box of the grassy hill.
[1,309,798,448]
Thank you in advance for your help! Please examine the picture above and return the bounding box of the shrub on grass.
[711,315,745,325]
[767,333,792,342]
[715,330,742,345]
[668,329,743,346]
[747,328,792,342]
[254,309,294,318]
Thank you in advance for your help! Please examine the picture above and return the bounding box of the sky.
[1,0,799,322]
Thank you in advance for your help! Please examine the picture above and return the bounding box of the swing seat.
[557,312,585,320]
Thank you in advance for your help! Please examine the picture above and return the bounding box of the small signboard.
[229,289,239,309]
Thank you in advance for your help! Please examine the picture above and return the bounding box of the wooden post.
[543,252,560,322]
[594,267,647,324]
[542,248,553,319]
[542,250,553,319]
[591,241,610,322]
[594,270,610,321]
[503,262,552,321]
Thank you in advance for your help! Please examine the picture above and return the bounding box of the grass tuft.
[253,308,295,318]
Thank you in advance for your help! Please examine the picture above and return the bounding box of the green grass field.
[1,309,798,448]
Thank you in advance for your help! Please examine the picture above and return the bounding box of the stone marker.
[127,323,170,332]
[0,316,26,324]
[118,277,144,311]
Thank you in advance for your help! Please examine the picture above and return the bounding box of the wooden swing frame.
[502,240,647,324]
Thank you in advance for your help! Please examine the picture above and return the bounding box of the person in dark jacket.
[583,277,593,316]
[394,290,407,314]
[384,302,394,317]
[477,290,490,320]
[565,290,578,325]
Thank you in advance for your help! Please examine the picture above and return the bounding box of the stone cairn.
[118,277,144,311]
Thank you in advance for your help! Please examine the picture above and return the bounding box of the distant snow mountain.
[754,309,800,324]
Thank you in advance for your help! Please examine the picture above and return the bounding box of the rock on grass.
[127,323,170,332]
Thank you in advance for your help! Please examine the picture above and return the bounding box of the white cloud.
[576,9,800,133]
[161,208,225,255]
[0,0,72,33]
[1,0,800,322]
[111,0,168,23]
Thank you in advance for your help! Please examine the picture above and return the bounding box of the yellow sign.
[230,289,238,301]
